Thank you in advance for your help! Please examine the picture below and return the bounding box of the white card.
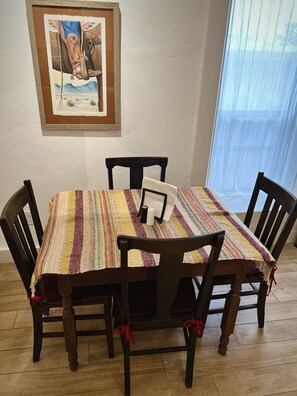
[141,177,177,221]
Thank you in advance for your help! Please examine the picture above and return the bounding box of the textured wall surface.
[0,0,229,260]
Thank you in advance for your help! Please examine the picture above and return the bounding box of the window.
[207,0,297,212]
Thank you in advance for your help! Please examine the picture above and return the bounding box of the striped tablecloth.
[31,187,275,292]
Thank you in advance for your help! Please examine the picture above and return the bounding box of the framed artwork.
[26,0,120,130]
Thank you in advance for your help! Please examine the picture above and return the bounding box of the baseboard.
[0,248,13,264]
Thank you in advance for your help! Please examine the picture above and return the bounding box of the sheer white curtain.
[207,0,297,212]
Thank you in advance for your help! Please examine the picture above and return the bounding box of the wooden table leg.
[58,278,78,371]
[218,262,247,355]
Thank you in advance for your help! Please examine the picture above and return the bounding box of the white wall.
[0,0,229,261]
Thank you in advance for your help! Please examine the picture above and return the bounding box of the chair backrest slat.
[130,167,144,190]
[105,156,168,189]
[244,172,297,261]
[26,180,43,246]
[18,210,38,260]
[14,215,36,271]
[259,201,280,246]
[265,207,287,251]
[254,196,273,239]
[155,252,184,319]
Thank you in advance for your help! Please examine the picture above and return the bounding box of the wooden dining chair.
[114,230,225,395]
[105,156,168,189]
[196,172,297,328]
[0,180,115,363]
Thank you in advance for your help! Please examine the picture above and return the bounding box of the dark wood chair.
[0,180,115,363]
[105,156,168,189]
[114,230,225,395]
[196,172,297,328]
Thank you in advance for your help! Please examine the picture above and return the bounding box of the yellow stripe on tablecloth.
[47,192,67,273]
[99,190,118,269]
[94,190,105,270]
[43,192,70,274]
[169,212,189,237]
[112,190,137,236]
[80,191,95,272]
[107,190,143,267]
[196,187,229,213]
[104,190,122,269]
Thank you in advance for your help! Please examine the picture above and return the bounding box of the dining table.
[31,186,275,371]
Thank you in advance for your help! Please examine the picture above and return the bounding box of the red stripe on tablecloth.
[69,190,84,274]
[124,190,157,267]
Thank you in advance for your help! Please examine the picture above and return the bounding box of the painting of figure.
[44,14,107,116]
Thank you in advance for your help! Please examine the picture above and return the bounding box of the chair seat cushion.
[126,278,196,318]
[40,275,119,306]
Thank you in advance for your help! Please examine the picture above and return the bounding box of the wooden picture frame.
[26,0,120,130]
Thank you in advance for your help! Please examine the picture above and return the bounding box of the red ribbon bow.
[267,265,278,295]
[184,316,205,336]
[116,323,135,344]
[27,295,42,302]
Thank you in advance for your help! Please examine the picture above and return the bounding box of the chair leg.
[113,298,130,394]
[123,340,131,396]
[31,303,43,362]
[185,328,197,388]
[104,298,115,358]
[257,281,268,328]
